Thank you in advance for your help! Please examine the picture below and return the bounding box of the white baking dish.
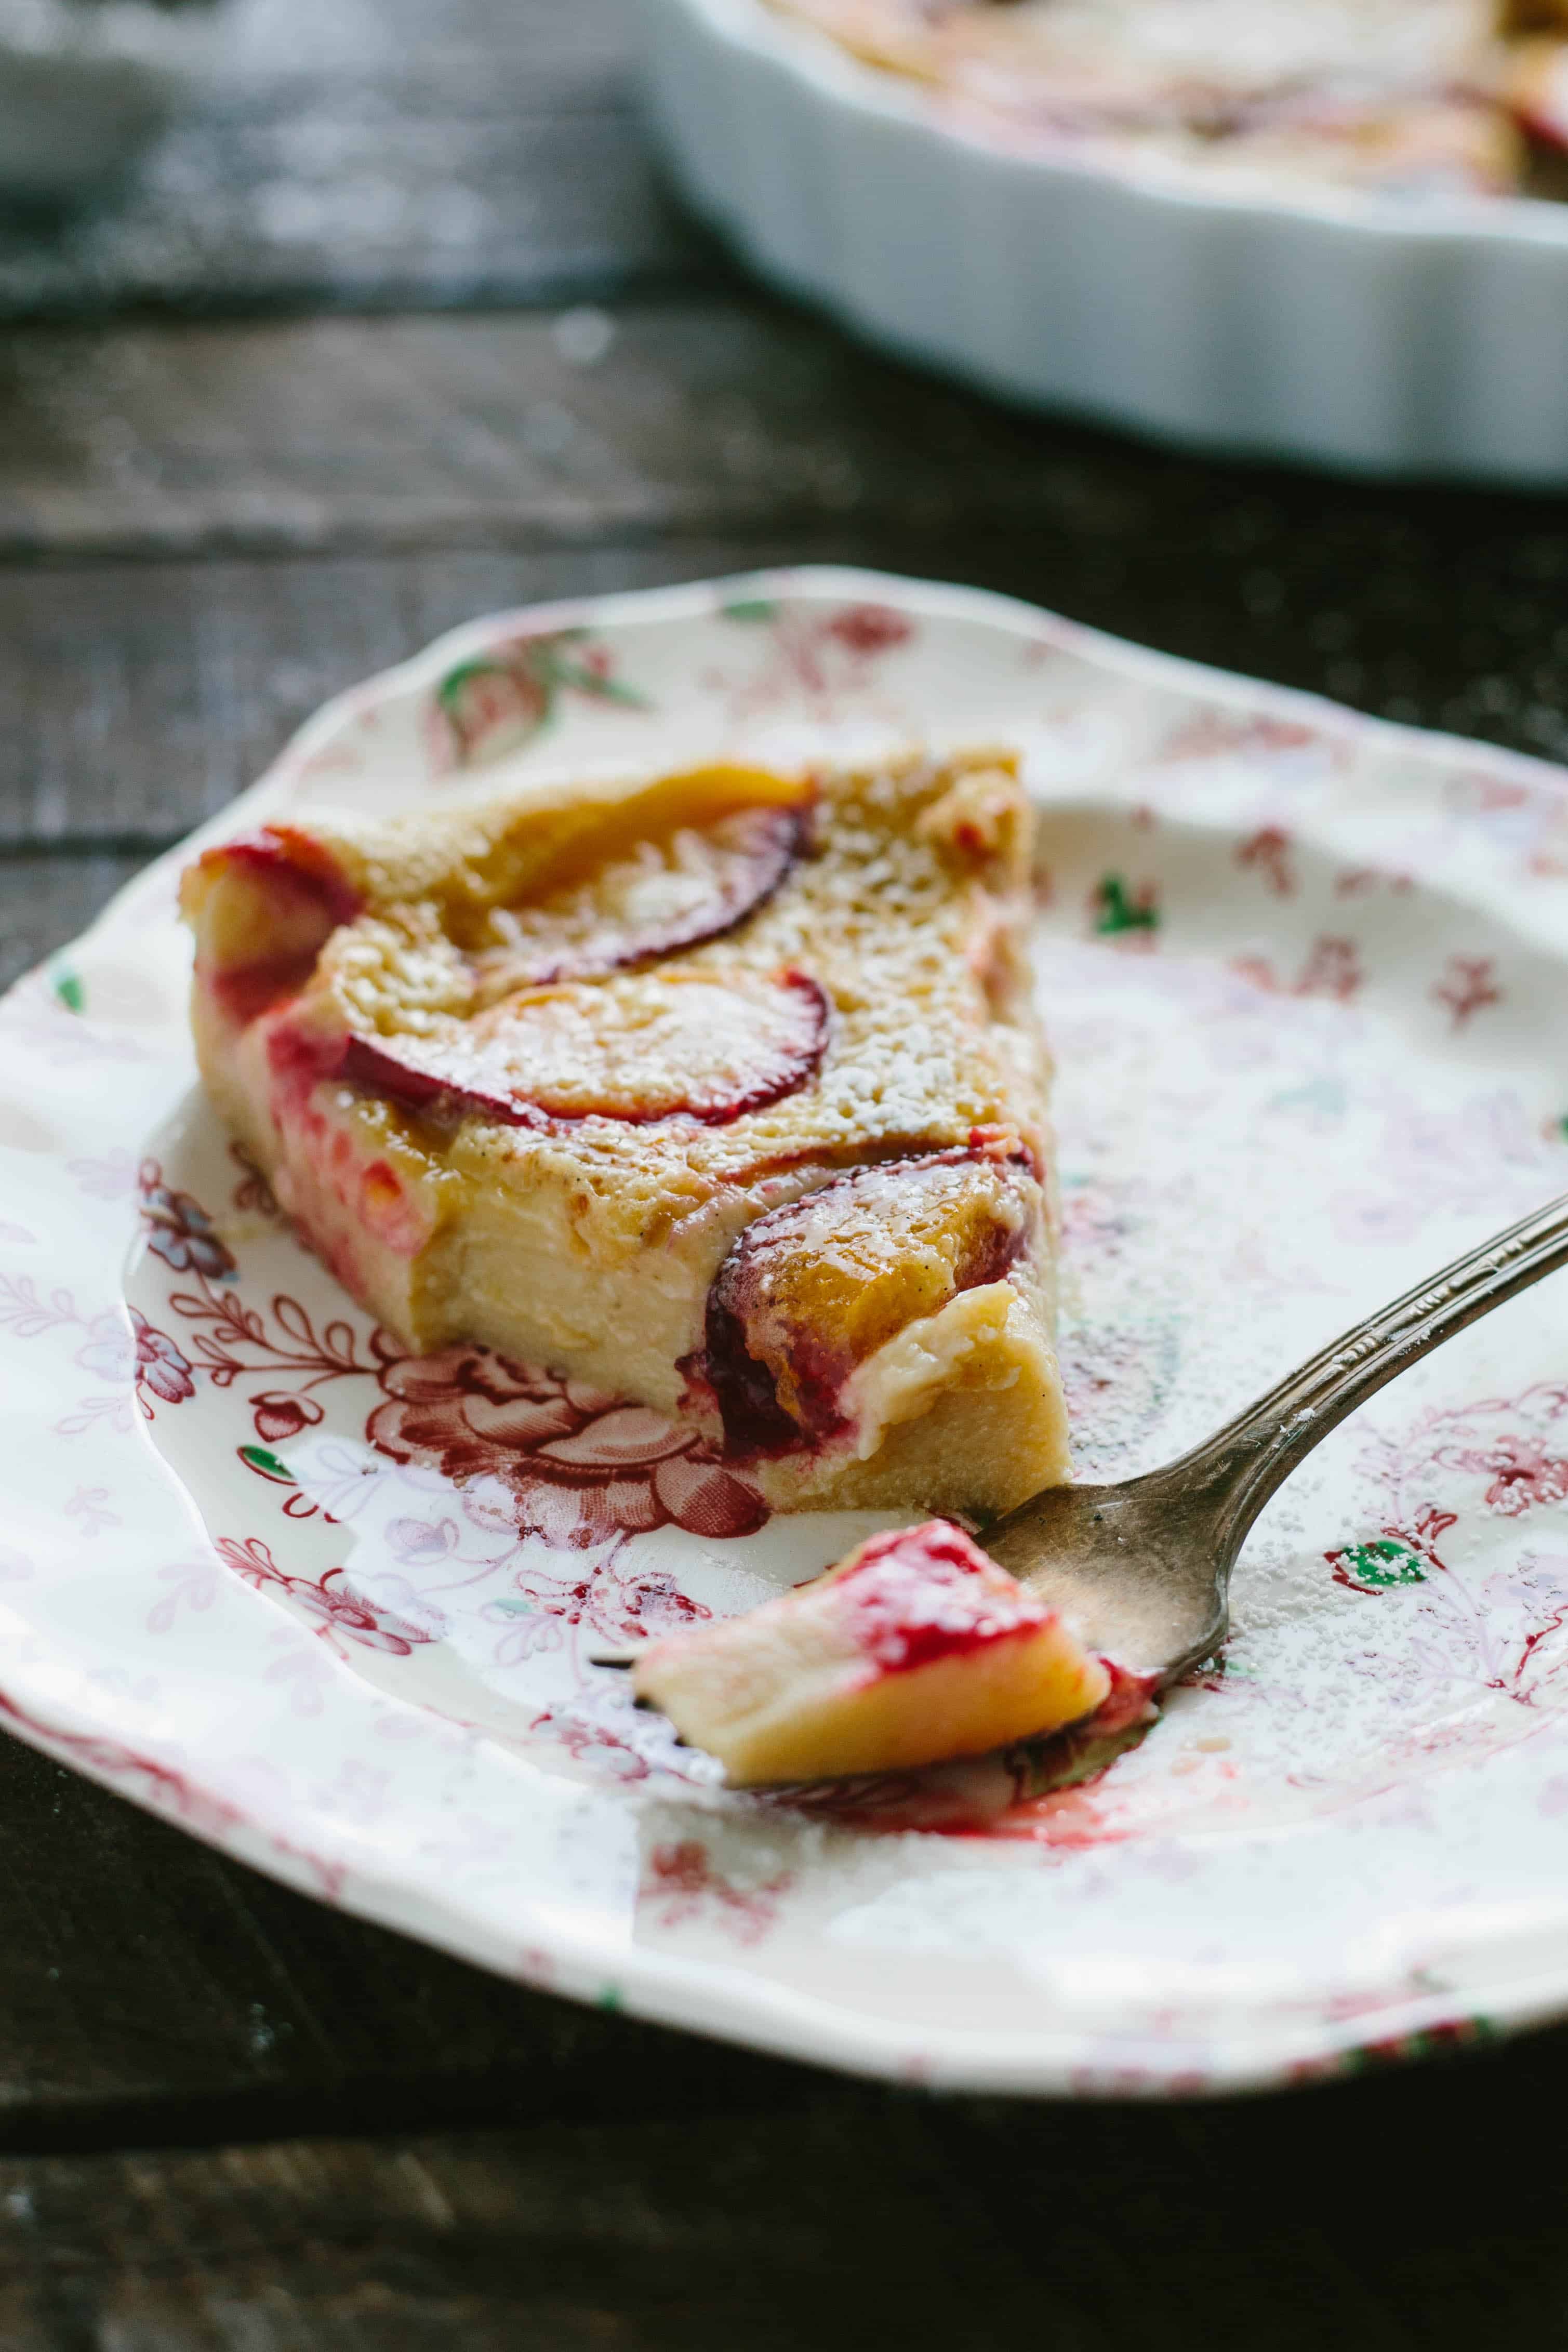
[640,0,1568,483]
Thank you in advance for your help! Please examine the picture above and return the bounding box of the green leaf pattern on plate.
[1093,875,1160,937]
[1334,1538,1428,1590]
[239,1444,296,1485]
[433,629,649,768]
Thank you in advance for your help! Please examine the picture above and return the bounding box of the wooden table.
[5,3,1568,2337]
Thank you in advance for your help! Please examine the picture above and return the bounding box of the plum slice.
[696,1149,1033,1458]
[631,1519,1110,1785]
[184,827,363,1027]
[474,801,807,993]
[330,966,829,1130]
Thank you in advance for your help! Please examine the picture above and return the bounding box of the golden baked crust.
[181,749,1071,1517]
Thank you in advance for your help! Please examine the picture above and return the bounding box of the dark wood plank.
[3,2111,1067,2352]
[7,2062,1568,2350]
[1,304,1566,862]
[0,0,717,322]
[0,301,1201,562]
[0,535,836,852]
[3,492,1567,859]
[0,852,150,994]
[0,1730,820,2156]
[941,2077,1568,2352]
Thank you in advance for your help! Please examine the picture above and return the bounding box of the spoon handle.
[1180,1185,1568,1559]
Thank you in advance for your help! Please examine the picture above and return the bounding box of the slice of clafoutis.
[181,748,1071,1520]
[632,1520,1110,1784]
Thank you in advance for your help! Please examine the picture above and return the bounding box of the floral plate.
[4,566,1568,2099]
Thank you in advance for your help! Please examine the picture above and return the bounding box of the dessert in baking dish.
[767,0,1568,196]
[632,1518,1109,1783]
[181,749,1071,1519]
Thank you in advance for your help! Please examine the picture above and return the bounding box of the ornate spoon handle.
[1179,1187,1568,1564]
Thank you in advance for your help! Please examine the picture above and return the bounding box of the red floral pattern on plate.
[1432,954,1503,1030]
[1469,1438,1568,1518]
[130,1162,772,1555]
[140,1167,236,1281]
[129,1310,196,1409]
[1232,935,1364,1002]
[427,628,646,771]
[365,1343,766,1549]
[142,1161,381,1457]
[1235,825,1297,897]
[713,598,915,719]
[0,1271,196,1426]
[1161,709,1324,765]
[215,1534,430,1657]
[640,1838,794,1945]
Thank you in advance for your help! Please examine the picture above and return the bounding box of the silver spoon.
[985,1185,1568,1684]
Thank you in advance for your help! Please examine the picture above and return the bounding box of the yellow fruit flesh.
[633,1560,1109,1786]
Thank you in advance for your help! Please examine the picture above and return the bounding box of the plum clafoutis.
[181,747,1071,1520]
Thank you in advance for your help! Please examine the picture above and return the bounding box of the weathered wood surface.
[0,539,805,860]
[5,2038,1568,2346]
[0,853,150,993]
[0,304,1119,560]
[3,305,1568,871]
[0,1736,817,2159]
[0,0,715,321]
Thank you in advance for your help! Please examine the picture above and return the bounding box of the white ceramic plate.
[640,0,1568,484]
[5,566,1568,2097]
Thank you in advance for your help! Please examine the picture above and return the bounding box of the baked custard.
[181,749,1072,1520]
